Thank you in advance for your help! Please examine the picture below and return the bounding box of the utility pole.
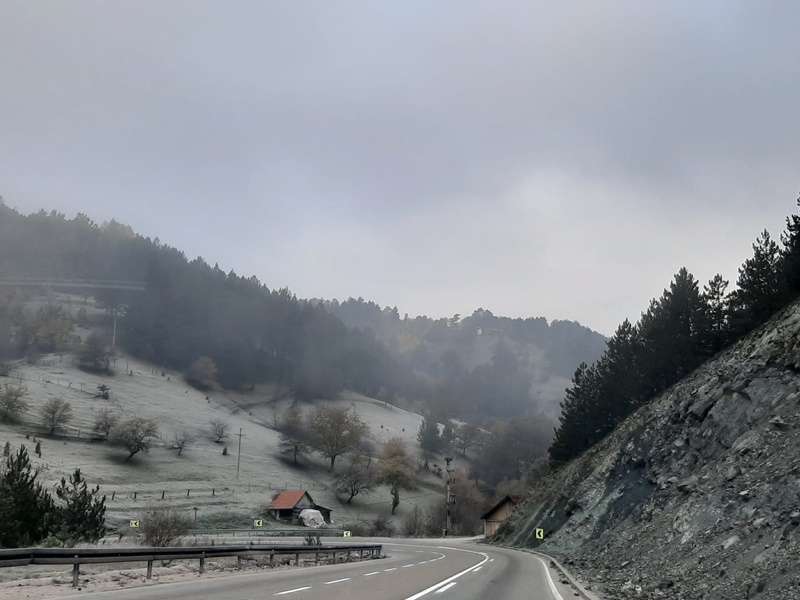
[443,456,455,537]
[111,307,117,351]
[236,428,245,479]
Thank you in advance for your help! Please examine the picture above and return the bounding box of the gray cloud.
[1,1,798,333]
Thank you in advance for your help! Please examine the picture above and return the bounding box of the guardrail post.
[315,551,319,564]
[199,552,205,574]
[269,551,274,567]
[146,560,153,579]
[359,549,364,560]
[72,556,80,588]
[236,554,242,569]
[295,552,300,566]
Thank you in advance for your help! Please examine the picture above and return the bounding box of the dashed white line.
[435,582,457,594]
[274,586,311,596]
[472,566,483,573]
[324,577,351,585]
[403,547,489,600]
[402,563,415,568]
[364,571,381,577]
[384,567,397,572]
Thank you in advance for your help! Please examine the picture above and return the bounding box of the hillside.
[0,299,449,532]
[496,299,800,599]
[0,205,607,427]
[321,299,607,421]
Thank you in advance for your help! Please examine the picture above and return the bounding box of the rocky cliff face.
[496,302,800,600]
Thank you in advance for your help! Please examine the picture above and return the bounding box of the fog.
[2,1,799,332]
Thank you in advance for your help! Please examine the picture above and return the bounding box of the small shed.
[268,490,332,524]
[481,495,522,538]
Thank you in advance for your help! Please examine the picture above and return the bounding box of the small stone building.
[481,495,521,537]
[267,490,332,524]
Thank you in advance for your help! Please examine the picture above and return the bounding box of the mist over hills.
[320,298,607,420]
[0,204,606,423]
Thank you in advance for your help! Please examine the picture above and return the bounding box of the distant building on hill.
[267,490,332,524]
[481,495,522,537]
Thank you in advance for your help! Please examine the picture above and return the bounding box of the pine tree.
[780,197,800,295]
[729,230,784,336]
[54,468,107,545]
[549,362,600,464]
[0,445,55,546]
[596,320,643,425]
[638,268,711,398]
[703,274,730,354]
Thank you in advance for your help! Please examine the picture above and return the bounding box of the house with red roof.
[267,490,332,524]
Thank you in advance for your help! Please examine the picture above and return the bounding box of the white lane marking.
[274,587,311,596]
[472,565,483,572]
[535,556,564,600]
[324,578,351,585]
[384,567,397,572]
[489,558,495,562]
[364,571,381,576]
[402,563,415,568]
[403,547,489,600]
[435,582,457,594]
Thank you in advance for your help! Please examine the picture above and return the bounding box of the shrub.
[368,515,394,537]
[40,398,73,435]
[186,357,218,391]
[93,408,118,440]
[0,384,29,423]
[209,419,228,443]
[139,506,191,546]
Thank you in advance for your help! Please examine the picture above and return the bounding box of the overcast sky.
[1,2,798,334]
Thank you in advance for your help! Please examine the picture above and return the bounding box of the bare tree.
[171,431,193,457]
[112,417,159,461]
[454,423,481,456]
[93,408,118,440]
[0,384,29,423]
[335,454,376,504]
[40,398,73,435]
[307,405,368,471]
[379,437,415,515]
[209,419,228,443]
[277,404,308,465]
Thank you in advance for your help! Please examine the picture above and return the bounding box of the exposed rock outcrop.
[496,302,800,600]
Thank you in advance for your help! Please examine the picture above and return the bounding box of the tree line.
[0,204,410,401]
[551,200,800,464]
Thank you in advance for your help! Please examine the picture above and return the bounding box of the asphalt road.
[61,538,575,600]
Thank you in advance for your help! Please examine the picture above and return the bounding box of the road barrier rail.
[188,528,344,538]
[0,543,382,588]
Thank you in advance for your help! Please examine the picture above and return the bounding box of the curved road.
[61,538,574,600]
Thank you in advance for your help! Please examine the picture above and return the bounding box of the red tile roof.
[269,490,310,510]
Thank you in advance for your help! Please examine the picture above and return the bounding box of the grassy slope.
[0,350,448,532]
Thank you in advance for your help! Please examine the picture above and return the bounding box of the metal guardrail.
[188,528,344,538]
[0,543,382,588]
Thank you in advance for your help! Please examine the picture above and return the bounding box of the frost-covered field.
[0,352,445,530]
